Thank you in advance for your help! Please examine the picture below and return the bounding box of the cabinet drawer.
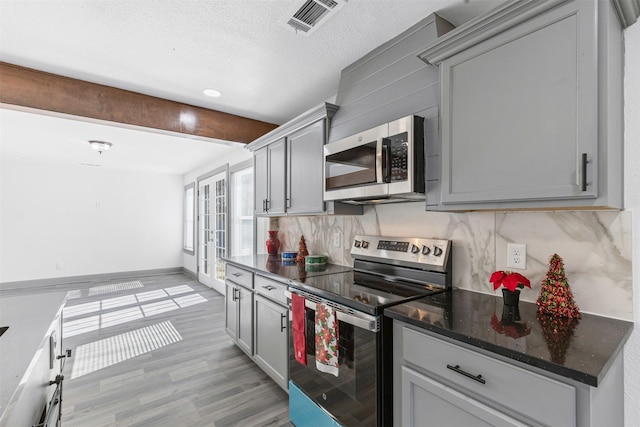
[225,264,253,289]
[254,275,287,306]
[402,326,576,427]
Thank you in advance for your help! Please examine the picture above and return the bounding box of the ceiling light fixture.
[89,140,113,154]
[203,89,222,98]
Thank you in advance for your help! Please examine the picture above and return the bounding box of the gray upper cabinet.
[420,0,624,210]
[254,138,286,215]
[246,102,361,216]
[287,120,324,215]
[253,146,268,215]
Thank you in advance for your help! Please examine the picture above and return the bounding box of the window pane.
[183,184,194,252]
[230,166,254,256]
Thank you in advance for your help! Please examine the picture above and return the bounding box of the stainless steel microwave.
[324,115,425,204]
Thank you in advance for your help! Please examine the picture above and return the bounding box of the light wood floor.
[44,273,290,427]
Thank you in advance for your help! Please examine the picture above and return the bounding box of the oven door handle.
[287,289,379,332]
[335,310,379,332]
[303,298,379,332]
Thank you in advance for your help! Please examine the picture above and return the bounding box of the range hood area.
[324,13,454,205]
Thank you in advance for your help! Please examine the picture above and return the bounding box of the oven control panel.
[351,235,451,272]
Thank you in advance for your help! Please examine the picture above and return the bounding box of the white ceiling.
[0,0,500,174]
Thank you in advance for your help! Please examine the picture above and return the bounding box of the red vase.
[266,231,280,255]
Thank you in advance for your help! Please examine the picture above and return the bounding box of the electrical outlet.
[56,262,64,270]
[332,232,342,248]
[507,243,526,269]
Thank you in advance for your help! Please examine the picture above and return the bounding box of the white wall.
[181,147,252,275]
[623,19,640,427]
[0,159,184,283]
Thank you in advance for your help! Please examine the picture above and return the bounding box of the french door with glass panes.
[198,170,227,295]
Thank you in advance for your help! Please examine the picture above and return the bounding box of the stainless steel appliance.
[287,235,452,427]
[323,115,425,204]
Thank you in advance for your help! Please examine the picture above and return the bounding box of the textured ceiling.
[0,0,500,173]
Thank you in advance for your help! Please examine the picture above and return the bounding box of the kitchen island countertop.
[384,289,633,387]
[0,291,67,421]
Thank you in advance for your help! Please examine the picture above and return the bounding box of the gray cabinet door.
[253,294,288,391]
[287,120,325,215]
[401,366,526,427]
[439,1,598,206]
[254,147,269,214]
[237,285,254,355]
[267,138,286,215]
[224,281,237,341]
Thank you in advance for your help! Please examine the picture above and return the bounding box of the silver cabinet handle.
[280,313,287,332]
[262,285,276,291]
[232,272,241,277]
[581,153,588,191]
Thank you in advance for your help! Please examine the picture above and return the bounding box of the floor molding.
[0,267,184,290]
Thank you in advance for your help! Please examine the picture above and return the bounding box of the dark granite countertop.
[223,254,353,283]
[384,289,633,387]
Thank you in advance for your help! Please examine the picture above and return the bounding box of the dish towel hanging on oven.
[291,293,307,366]
[315,302,339,376]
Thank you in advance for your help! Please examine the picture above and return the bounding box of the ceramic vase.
[501,288,521,322]
[266,230,280,255]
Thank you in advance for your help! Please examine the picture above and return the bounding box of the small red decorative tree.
[296,235,309,263]
[536,254,581,319]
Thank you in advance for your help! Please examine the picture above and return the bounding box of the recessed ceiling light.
[89,140,113,154]
[203,89,222,98]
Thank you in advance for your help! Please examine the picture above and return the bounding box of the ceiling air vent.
[286,0,346,35]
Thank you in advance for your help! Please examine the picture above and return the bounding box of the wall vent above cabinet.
[286,0,346,35]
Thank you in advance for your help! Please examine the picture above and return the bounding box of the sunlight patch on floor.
[70,320,182,379]
[88,280,144,296]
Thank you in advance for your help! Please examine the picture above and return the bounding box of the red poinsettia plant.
[490,270,531,292]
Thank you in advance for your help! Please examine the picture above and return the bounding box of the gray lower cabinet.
[393,320,625,427]
[253,275,289,392]
[419,0,623,210]
[225,265,289,392]
[401,366,525,427]
[225,265,254,356]
[254,294,288,391]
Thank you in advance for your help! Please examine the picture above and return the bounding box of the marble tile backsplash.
[274,203,632,320]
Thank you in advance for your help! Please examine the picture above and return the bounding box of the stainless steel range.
[287,235,452,427]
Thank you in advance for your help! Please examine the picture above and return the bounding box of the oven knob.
[421,245,431,255]
[410,244,420,254]
[361,240,369,249]
[354,240,361,248]
[433,246,443,256]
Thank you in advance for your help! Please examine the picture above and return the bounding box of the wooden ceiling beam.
[0,62,277,144]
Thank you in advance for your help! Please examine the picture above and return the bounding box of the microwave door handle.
[383,138,392,183]
[376,138,384,184]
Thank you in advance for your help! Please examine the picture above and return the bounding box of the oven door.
[288,289,380,427]
[324,123,389,201]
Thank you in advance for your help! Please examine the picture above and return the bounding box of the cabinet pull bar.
[280,313,287,332]
[446,364,486,384]
[262,285,276,291]
[581,153,588,191]
[232,273,242,277]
